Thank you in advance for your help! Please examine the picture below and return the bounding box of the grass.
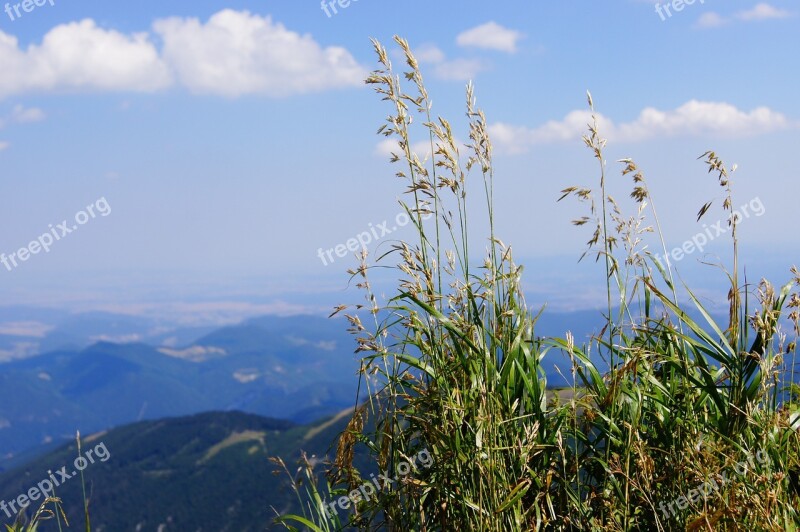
[4,433,90,532]
[276,35,800,531]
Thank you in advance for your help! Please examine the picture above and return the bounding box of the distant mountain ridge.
[0,306,743,468]
[0,314,362,466]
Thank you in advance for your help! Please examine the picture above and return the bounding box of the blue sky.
[0,0,797,319]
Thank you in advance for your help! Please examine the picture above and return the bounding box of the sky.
[0,0,797,319]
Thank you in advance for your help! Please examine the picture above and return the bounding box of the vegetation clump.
[278,35,800,531]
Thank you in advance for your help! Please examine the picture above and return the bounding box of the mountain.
[0,315,362,466]
[0,410,355,531]
[0,306,218,362]
[0,306,741,467]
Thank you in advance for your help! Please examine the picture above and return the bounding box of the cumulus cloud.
[0,10,365,100]
[456,21,524,53]
[0,104,45,132]
[433,57,485,81]
[10,104,45,123]
[696,3,792,28]
[0,103,39,148]
[411,43,486,81]
[374,136,468,162]
[695,12,729,28]
[413,43,446,64]
[375,138,435,159]
[489,100,793,154]
[489,110,599,154]
[736,3,792,20]
[153,9,365,97]
[0,19,171,98]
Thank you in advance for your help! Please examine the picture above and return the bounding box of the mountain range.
[2,304,751,473]
[0,313,363,467]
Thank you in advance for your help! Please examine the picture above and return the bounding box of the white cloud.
[456,21,523,53]
[617,101,790,139]
[375,138,435,159]
[10,104,45,123]
[0,105,46,151]
[374,136,468,162]
[696,3,792,28]
[736,3,792,20]
[488,111,598,154]
[489,100,793,154]
[412,43,486,81]
[695,12,729,28]
[0,19,171,99]
[433,58,485,81]
[413,43,446,64]
[0,10,365,100]
[153,9,366,97]
[0,104,46,129]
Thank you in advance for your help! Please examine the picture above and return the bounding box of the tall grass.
[277,36,800,531]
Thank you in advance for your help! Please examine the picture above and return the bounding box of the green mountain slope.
[0,410,352,531]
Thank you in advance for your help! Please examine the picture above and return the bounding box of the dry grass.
[276,36,800,532]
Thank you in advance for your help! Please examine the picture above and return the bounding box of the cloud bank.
[488,100,793,154]
[0,9,366,100]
